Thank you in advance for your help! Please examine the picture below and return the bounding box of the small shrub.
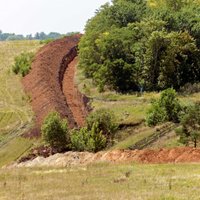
[146,88,182,126]
[70,109,118,152]
[146,101,167,126]
[70,123,106,152]
[12,52,34,76]
[70,127,91,152]
[86,108,118,141]
[41,112,69,151]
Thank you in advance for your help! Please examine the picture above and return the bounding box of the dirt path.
[63,57,88,127]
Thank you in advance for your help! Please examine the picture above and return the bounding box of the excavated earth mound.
[23,35,89,136]
[11,147,200,168]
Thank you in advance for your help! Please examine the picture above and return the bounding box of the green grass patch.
[111,127,155,150]
[0,40,41,138]
[0,137,33,167]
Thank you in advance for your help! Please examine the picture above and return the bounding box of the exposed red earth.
[63,57,89,127]
[22,35,90,137]
[13,147,200,168]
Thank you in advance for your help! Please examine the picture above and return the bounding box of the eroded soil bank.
[22,35,89,137]
[11,147,200,168]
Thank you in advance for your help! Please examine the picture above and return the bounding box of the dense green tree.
[80,15,200,92]
[79,0,147,81]
[79,0,200,93]
[144,31,199,90]
[179,103,200,147]
[151,2,200,46]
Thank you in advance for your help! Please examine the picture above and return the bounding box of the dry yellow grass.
[1,163,200,200]
[0,40,42,167]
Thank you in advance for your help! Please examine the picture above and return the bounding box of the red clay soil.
[105,147,200,163]
[63,57,89,127]
[22,34,89,136]
[16,147,200,166]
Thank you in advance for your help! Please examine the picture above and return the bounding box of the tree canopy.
[79,0,200,92]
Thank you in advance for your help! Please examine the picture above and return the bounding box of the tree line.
[0,30,79,41]
[79,0,200,93]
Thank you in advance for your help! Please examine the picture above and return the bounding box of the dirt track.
[22,35,89,135]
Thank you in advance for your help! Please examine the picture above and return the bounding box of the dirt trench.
[63,57,89,127]
[22,35,89,136]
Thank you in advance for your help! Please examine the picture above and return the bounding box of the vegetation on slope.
[0,40,42,167]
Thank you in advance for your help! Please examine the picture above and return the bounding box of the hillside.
[1,38,200,169]
[0,40,42,167]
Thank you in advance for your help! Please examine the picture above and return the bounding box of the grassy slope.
[1,163,200,199]
[0,40,42,167]
[75,68,158,125]
[75,68,199,150]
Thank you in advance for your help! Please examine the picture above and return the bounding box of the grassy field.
[75,67,160,125]
[1,163,200,200]
[0,40,42,167]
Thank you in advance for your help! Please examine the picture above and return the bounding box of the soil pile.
[12,147,200,168]
[22,35,89,136]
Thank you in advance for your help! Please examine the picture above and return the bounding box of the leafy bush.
[70,123,106,152]
[12,52,34,76]
[147,88,182,126]
[86,108,118,141]
[41,112,69,151]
